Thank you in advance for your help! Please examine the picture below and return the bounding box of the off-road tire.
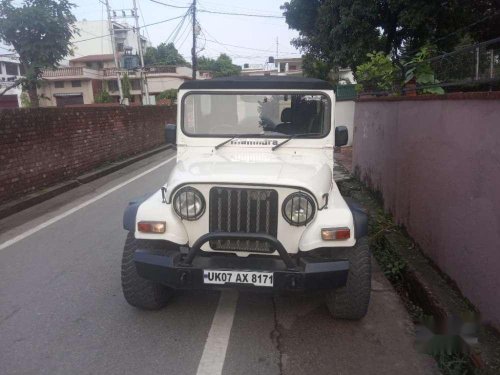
[121,232,174,310]
[325,237,371,320]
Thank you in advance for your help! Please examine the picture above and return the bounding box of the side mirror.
[165,123,177,145]
[335,126,348,147]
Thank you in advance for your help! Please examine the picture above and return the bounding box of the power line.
[200,27,232,55]
[177,22,192,49]
[197,9,284,19]
[165,7,191,44]
[147,0,190,9]
[401,11,500,58]
[147,0,284,19]
[73,15,185,44]
[204,38,300,55]
[176,17,192,48]
[198,0,283,17]
[192,0,197,79]
[137,0,151,42]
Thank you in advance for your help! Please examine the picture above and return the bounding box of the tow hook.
[289,275,297,288]
[179,271,190,285]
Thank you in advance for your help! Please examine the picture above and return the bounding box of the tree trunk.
[28,87,39,108]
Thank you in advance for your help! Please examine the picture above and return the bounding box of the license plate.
[203,270,274,287]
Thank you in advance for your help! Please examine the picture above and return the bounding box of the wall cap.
[357,91,500,102]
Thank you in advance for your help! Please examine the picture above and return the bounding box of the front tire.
[325,237,371,320]
[121,232,174,310]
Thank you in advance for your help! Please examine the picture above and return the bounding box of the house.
[275,57,303,76]
[240,63,278,76]
[38,54,197,107]
[71,20,150,60]
[239,57,303,76]
[0,54,23,108]
[38,18,199,107]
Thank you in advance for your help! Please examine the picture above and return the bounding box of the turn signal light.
[321,227,350,240]
[138,221,166,233]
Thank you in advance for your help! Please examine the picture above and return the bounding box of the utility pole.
[276,37,279,61]
[132,0,150,104]
[275,37,279,71]
[191,0,197,80]
[105,0,125,104]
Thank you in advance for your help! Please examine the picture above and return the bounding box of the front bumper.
[133,232,349,291]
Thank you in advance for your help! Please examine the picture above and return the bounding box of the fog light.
[321,227,350,240]
[138,221,166,233]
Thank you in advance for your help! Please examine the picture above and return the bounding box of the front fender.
[124,189,188,245]
[299,187,360,251]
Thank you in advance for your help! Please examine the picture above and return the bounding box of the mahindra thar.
[121,76,370,320]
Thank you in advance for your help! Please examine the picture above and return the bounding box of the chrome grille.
[209,187,278,252]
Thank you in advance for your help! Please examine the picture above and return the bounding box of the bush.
[94,90,113,103]
[157,89,177,101]
[356,52,399,93]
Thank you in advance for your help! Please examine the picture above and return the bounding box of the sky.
[72,0,302,66]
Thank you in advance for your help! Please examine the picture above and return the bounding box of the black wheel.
[121,232,174,310]
[325,237,371,320]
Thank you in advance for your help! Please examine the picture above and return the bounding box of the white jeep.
[121,76,371,320]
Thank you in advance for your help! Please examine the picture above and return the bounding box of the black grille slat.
[209,187,278,253]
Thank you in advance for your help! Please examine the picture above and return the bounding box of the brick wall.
[0,105,176,204]
[352,93,500,328]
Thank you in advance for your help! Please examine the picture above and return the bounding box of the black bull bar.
[134,232,349,291]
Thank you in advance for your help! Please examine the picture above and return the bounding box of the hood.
[166,150,333,203]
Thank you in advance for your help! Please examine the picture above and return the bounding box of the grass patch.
[338,177,478,375]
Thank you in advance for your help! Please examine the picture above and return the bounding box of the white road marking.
[0,155,176,251]
[196,290,239,375]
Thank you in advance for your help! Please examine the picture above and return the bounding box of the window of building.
[289,65,297,71]
[71,80,82,87]
[55,81,65,88]
[131,79,141,90]
[86,62,103,70]
[117,43,124,52]
[279,63,286,72]
[107,80,118,92]
[19,65,26,75]
[5,62,18,76]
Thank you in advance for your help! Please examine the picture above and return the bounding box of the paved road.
[0,149,436,375]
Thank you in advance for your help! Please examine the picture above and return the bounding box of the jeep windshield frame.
[180,91,332,139]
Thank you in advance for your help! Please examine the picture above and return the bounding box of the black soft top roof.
[179,76,333,90]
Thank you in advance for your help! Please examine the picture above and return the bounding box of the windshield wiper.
[272,133,323,151]
[214,134,262,150]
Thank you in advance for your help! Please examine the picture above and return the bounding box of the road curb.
[0,144,174,220]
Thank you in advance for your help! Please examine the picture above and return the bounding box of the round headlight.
[282,192,315,226]
[173,187,205,220]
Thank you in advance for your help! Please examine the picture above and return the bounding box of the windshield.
[182,93,331,137]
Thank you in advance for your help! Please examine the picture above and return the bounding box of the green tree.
[281,0,498,78]
[121,73,131,102]
[0,0,77,107]
[198,54,241,77]
[144,42,187,66]
[302,55,332,81]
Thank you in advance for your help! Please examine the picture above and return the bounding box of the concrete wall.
[0,106,176,204]
[334,100,355,146]
[352,92,500,328]
[38,80,95,107]
[148,76,187,94]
